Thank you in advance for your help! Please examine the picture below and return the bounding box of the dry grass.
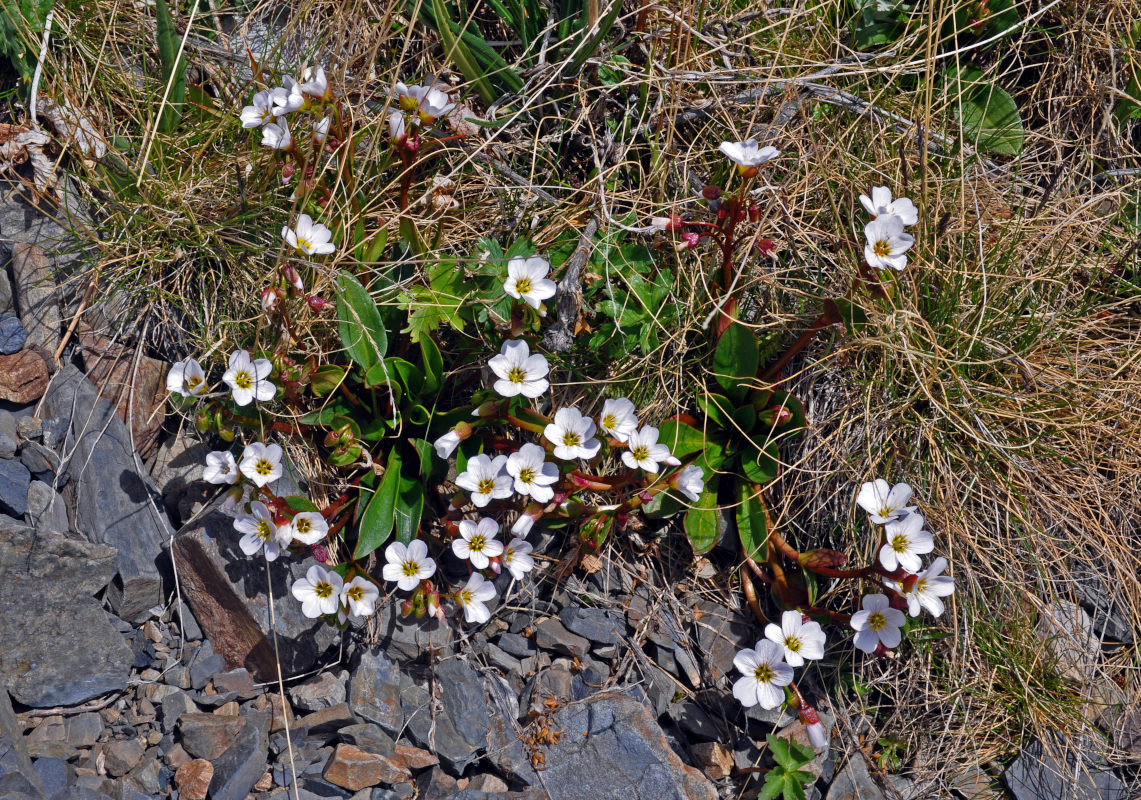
[30,0,1141,787]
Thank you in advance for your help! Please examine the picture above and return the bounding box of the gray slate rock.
[1004,736,1127,800]
[290,670,348,712]
[0,311,26,354]
[32,757,68,797]
[10,244,60,359]
[171,506,337,680]
[0,411,16,458]
[0,458,31,518]
[435,659,489,754]
[25,480,68,533]
[0,685,46,797]
[42,366,170,622]
[527,693,717,799]
[534,618,590,658]
[0,521,132,706]
[206,718,268,800]
[348,650,405,737]
[1035,601,1100,682]
[827,754,885,800]
[559,606,624,645]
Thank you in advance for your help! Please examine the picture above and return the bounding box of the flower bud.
[261,286,282,311]
[677,232,701,250]
[806,720,829,749]
[701,185,722,201]
[195,410,212,432]
[311,544,329,563]
[748,203,761,222]
[488,557,502,576]
[756,238,776,257]
[798,549,849,570]
[283,264,304,292]
[281,161,295,181]
[221,486,243,511]
[433,423,470,459]
[472,400,500,418]
[306,295,329,312]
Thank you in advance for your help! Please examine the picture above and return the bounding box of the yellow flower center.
[256,458,274,476]
[873,239,892,257]
[868,611,886,631]
[255,521,273,541]
[477,478,496,495]
[469,535,487,552]
[505,547,515,562]
[347,585,365,602]
[602,414,616,429]
[234,370,253,390]
[753,664,774,683]
[296,518,311,535]
[399,95,418,113]
[518,467,535,484]
[186,375,203,390]
[507,366,527,384]
[461,589,474,605]
[890,534,908,553]
[562,431,581,447]
[401,560,420,577]
[784,635,802,653]
[916,578,927,593]
[314,581,333,599]
[631,445,649,461]
[297,236,313,253]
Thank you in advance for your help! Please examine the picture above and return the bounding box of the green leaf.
[740,442,779,484]
[282,495,319,513]
[697,392,734,429]
[783,779,806,800]
[420,334,444,394]
[683,485,722,554]
[733,403,757,432]
[336,271,388,370]
[656,419,706,458]
[737,486,769,562]
[713,323,759,403]
[393,471,424,544]
[154,0,187,132]
[767,734,793,768]
[310,364,346,397]
[759,775,785,800]
[951,65,1023,156]
[354,449,402,558]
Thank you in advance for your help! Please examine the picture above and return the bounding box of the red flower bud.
[748,203,761,222]
[680,232,701,250]
[702,185,722,201]
[283,264,304,292]
[310,544,329,563]
[798,549,849,570]
[307,295,329,312]
[756,238,775,256]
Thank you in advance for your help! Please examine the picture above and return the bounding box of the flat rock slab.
[172,506,337,680]
[1004,736,1128,800]
[42,365,170,622]
[0,520,132,706]
[531,693,717,800]
[0,349,49,404]
[0,686,45,796]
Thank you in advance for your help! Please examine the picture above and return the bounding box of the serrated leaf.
[336,271,388,370]
[767,734,793,768]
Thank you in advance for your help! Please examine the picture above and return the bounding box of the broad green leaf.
[354,449,402,558]
[683,486,722,554]
[740,442,779,484]
[658,420,706,458]
[310,364,346,397]
[732,403,756,432]
[420,334,444,394]
[713,323,758,403]
[282,496,319,513]
[737,486,769,562]
[336,271,388,370]
[759,776,785,800]
[697,392,734,429]
[393,471,424,544]
[952,66,1024,156]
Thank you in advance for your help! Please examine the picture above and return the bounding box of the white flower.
[850,593,907,653]
[239,89,275,128]
[621,426,673,473]
[261,119,291,150]
[863,215,914,271]
[282,213,336,256]
[166,357,207,397]
[223,349,276,406]
[718,139,780,170]
[886,557,955,617]
[511,513,535,538]
[504,256,557,310]
[856,479,916,525]
[598,397,638,442]
[239,441,283,488]
[298,66,328,98]
[234,501,289,561]
[454,454,513,507]
[806,721,830,750]
[859,186,918,226]
[394,82,455,123]
[271,76,305,116]
[453,517,504,569]
[291,564,343,618]
[312,116,331,145]
[290,511,328,545]
[506,443,559,503]
[764,610,826,668]
[381,539,436,591]
[341,576,379,617]
[501,538,534,581]
[203,451,239,485]
[488,340,549,399]
[544,408,601,461]
[879,513,934,573]
[731,639,794,709]
[388,111,406,143]
[434,429,462,459]
[455,572,496,624]
[673,465,705,502]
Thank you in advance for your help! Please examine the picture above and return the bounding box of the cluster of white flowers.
[293,565,379,622]
[849,478,955,653]
[167,349,277,408]
[391,81,455,133]
[861,187,917,271]
[240,66,331,151]
[733,610,826,710]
